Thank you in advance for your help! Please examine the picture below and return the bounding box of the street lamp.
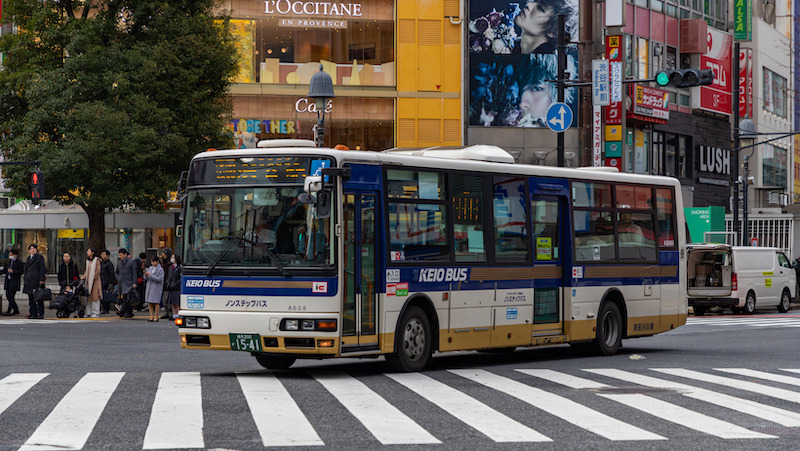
[308,64,335,148]
[739,118,756,246]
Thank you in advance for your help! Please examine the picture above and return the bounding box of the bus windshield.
[182,186,333,269]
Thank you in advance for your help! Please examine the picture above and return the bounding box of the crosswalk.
[686,315,800,328]
[3,367,800,449]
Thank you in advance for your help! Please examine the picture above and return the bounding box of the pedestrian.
[57,253,80,294]
[115,248,138,318]
[160,248,174,320]
[81,248,102,318]
[0,248,23,315]
[99,250,116,314]
[165,253,183,320]
[134,252,147,311]
[794,257,800,300]
[144,256,164,321]
[23,244,47,319]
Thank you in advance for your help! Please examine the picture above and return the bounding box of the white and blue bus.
[177,140,686,371]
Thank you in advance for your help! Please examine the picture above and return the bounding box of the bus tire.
[778,289,791,313]
[593,302,623,356]
[386,306,431,372]
[254,354,296,370]
[743,291,756,315]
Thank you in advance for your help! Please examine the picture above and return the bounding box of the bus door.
[530,190,568,339]
[342,191,379,351]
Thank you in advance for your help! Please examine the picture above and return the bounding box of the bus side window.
[452,174,486,262]
[493,176,529,262]
[532,199,559,260]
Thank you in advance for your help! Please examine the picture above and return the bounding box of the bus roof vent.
[257,139,317,148]
[383,145,515,164]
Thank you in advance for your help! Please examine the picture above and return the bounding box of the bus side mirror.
[316,189,331,218]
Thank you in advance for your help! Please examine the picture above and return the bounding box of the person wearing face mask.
[0,249,23,316]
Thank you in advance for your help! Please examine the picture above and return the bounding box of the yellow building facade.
[223,0,462,150]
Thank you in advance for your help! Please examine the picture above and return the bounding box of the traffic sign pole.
[556,14,566,167]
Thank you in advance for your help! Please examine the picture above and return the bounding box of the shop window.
[451,174,486,262]
[762,145,787,187]
[637,38,649,79]
[229,10,395,87]
[763,67,787,119]
[492,176,528,262]
[664,133,677,177]
[678,135,690,178]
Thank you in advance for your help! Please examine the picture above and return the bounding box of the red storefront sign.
[738,48,753,118]
[696,28,733,115]
[628,84,669,123]
[604,35,623,125]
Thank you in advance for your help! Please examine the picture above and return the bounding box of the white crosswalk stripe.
[237,372,323,447]
[450,369,665,441]
[311,371,440,445]
[686,317,800,327]
[143,372,204,450]
[520,369,775,439]
[386,372,550,443]
[20,372,124,451]
[586,368,800,427]
[2,368,800,448]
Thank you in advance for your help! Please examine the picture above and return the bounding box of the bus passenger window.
[452,175,486,261]
[574,211,616,262]
[388,203,449,262]
[493,176,529,262]
[618,212,657,261]
[656,188,677,248]
[532,199,559,260]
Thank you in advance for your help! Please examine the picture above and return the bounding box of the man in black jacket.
[1,248,23,315]
[23,244,47,319]
[99,250,116,314]
[115,249,138,318]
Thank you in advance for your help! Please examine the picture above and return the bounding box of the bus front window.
[183,187,333,269]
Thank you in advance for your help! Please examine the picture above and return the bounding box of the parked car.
[687,244,795,315]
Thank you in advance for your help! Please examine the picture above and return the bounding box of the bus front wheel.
[254,354,296,370]
[593,302,623,356]
[386,306,431,372]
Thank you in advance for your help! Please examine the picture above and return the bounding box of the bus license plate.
[229,333,262,352]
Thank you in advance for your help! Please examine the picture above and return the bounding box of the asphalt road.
[0,311,799,450]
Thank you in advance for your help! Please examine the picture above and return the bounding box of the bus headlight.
[176,316,211,329]
[280,318,337,332]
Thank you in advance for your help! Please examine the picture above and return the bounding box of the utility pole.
[556,14,566,168]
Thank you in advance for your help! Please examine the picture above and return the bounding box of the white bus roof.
[193,144,680,187]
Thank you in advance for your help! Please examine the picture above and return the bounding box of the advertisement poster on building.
[695,28,733,115]
[468,0,579,128]
[738,48,753,118]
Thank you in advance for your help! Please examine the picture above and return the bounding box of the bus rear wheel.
[593,302,623,356]
[254,354,296,370]
[386,306,431,372]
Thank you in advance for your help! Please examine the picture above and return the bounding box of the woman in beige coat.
[81,248,102,318]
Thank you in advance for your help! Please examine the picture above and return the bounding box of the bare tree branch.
[81,0,93,20]
[58,0,76,19]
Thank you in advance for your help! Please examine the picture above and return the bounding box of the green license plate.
[229,333,262,352]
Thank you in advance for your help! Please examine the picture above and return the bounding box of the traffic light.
[30,171,44,199]
[654,69,714,88]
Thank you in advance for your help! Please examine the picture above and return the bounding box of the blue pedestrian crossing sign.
[546,102,573,133]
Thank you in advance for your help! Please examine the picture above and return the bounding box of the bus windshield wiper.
[205,236,244,277]
[240,236,292,278]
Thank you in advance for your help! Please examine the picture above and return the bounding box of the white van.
[687,245,795,315]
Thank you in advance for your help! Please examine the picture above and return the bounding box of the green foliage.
[0,0,237,212]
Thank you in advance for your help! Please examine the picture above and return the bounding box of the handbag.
[34,287,52,302]
[128,289,142,308]
[102,290,117,304]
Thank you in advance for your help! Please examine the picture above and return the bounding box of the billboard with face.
[468,0,580,128]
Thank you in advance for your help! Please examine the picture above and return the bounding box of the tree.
[0,0,238,251]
